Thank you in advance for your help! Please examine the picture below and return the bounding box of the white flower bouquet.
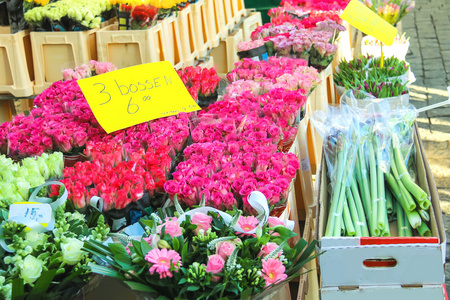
[0,182,110,300]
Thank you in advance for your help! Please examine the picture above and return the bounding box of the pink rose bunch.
[0,79,106,157]
[62,60,118,81]
[250,23,301,40]
[60,143,170,211]
[227,57,319,95]
[236,39,266,52]
[263,27,339,64]
[99,112,192,158]
[225,80,261,97]
[177,66,221,100]
[165,137,298,213]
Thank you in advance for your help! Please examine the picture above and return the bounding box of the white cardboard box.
[316,123,446,288]
[321,284,447,300]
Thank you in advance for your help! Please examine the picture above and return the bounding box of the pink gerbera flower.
[238,216,259,232]
[261,258,287,287]
[145,248,182,279]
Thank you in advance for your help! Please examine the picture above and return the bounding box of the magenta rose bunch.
[85,207,318,299]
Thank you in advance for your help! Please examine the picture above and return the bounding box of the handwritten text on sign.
[340,0,397,46]
[9,203,52,225]
[77,61,201,133]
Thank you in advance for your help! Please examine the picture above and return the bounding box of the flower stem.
[393,134,428,205]
[350,176,369,236]
[326,144,348,237]
[346,186,361,236]
[343,195,356,236]
[417,221,431,237]
[375,136,387,232]
[368,138,380,236]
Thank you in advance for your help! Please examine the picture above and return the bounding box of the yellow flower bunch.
[148,0,184,9]
[25,0,50,6]
[110,0,151,5]
[109,0,185,9]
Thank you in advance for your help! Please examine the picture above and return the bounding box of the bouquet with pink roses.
[227,57,319,95]
[84,200,318,299]
[62,60,118,81]
[0,75,110,158]
[60,141,171,230]
[177,66,221,107]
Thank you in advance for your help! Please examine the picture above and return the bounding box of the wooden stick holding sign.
[340,0,397,64]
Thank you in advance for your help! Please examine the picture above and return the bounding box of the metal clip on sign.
[417,86,450,113]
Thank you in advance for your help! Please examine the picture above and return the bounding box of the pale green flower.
[20,255,43,284]
[14,178,31,200]
[61,238,86,265]
[26,231,47,250]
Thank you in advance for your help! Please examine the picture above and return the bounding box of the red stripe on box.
[360,237,439,245]
[444,284,448,300]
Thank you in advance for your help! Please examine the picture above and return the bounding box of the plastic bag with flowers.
[0,181,110,300]
[84,192,319,299]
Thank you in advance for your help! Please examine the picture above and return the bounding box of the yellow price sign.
[77,61,201,134]
[340,0,397,46]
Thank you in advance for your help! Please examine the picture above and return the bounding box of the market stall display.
[0,0,447,298]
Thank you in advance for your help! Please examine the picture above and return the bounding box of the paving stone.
[428,91,449,105]
[410,78,427,90]
[421,48,443,59]
[423,60,444,71]
[424,68,446,78]
[424,78,447,87]
[439,43,450,51]
[427,107,450,118]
